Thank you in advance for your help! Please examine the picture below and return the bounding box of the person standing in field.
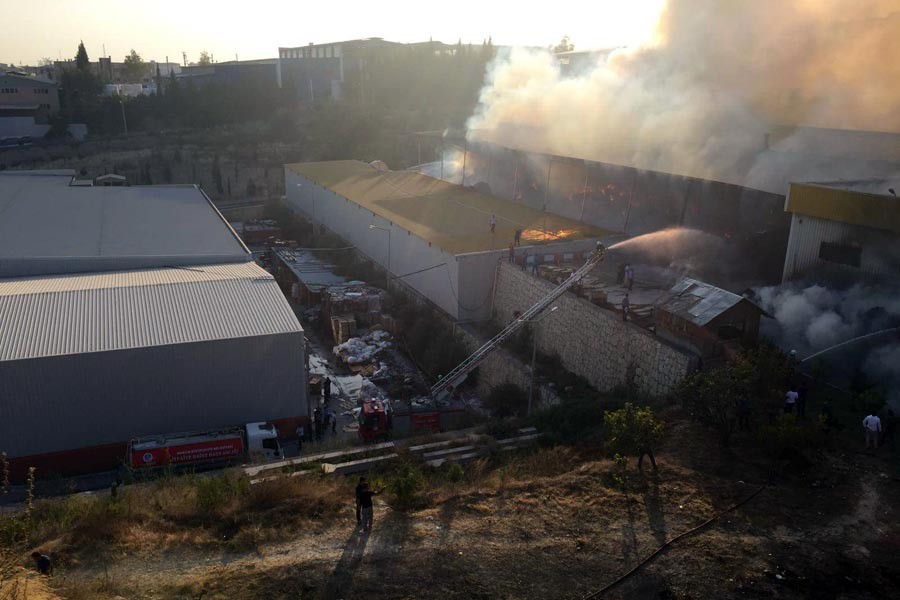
[514,228,522,246]
[784,388,798,414]
[624,264,634,290]
[863,410,882,450]
[355,476,366,527]
[490,213,496,234]
[358,482,382,533]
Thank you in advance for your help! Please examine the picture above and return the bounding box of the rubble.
[332,329,394,365]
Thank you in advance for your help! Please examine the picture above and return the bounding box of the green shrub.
[387,462,425,510]
[195,474,249,513]
[485,383,528,418]
[532,396,607,443]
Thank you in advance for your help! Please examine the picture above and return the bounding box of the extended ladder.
[431,242,607,402]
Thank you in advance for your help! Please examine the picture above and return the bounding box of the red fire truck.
[127,422,283,470]
[358,400,389,443]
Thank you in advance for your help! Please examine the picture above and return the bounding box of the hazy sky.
[0,0,665,66]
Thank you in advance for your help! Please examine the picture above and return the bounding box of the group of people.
[295,377,339,451]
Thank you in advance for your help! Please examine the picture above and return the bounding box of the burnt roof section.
[657,278,768,326]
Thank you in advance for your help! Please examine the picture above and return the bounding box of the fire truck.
[356,242,607,440]
[126,422,283,470]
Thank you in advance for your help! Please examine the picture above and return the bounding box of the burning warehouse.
[284,160,609,321]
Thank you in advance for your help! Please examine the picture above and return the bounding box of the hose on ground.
[580,482,768,599]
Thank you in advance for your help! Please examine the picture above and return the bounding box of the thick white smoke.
[756,282,900,405]
[466,0,900,192]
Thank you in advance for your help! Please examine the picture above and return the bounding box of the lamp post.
[119,100,128,135]
[369,225,391,290]
[526,305,558,416]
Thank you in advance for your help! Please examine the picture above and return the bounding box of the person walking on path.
[621,293,630,322]
[784,388,798,414]
[624,264,634,290]
[489,213,496,234]
[358,482,382,533]
[355,476,366,527]
[863,411,882,449]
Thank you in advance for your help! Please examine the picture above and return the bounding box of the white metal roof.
[0,171,250,277]
[0,262,303,362]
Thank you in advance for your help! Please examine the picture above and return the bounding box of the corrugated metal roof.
[786,182,900,234]
[658,278,759,327]
[0,262,303,362]
[273,248,348,291]
[286,160,609,254]
[0,171,250,277]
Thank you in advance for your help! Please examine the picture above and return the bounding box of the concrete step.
[321,453,399,475]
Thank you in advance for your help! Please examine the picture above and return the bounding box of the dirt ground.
[24,417,897,600]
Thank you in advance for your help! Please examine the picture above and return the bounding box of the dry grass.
[1,469,350,565]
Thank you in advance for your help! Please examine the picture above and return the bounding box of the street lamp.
[369,225,391,290]
[526,305,558,416]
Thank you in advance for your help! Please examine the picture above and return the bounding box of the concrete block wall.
[455,324,560,411]
[492,262,695,397]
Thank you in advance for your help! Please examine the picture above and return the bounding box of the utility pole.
[182,51,187,67]
[120,100,128,135]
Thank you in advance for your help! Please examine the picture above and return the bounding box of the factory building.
[0,171,307,479]
[285,160,607,321]
[781,180,900,282]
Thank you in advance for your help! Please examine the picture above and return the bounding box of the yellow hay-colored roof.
[287,160,609,254]
[787,182,900,234]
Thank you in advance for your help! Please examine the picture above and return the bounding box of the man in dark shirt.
[355,476,366,526]
[31,551,51,575]
[358,482,382,533]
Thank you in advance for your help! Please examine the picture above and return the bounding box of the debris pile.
[333,329,394,366]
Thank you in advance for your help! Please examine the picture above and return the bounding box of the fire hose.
[580,482,768,599]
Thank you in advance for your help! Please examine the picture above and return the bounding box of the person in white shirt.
[863,412,882,449]
[784,389,799,414]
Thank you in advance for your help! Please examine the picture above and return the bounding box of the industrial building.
[781,180,900,282]
[0,171,307,479]
[285,160,607,321]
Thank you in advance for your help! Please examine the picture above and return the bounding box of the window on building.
[818,241,862,268]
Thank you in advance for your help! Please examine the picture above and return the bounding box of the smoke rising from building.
[756,281,900,405]
[466,0,900,193]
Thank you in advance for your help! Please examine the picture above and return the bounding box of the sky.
[0,0,665,66]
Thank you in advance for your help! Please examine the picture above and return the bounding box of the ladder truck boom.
[431,242,607,403]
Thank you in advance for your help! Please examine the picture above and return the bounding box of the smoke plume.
[466,0,900,192]
[756,281,900,405]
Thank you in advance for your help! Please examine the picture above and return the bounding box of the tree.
[198,51,212,66]
[76,41,90,71]
[552,36,574,53]
[604,403,664,471]
[676,345,791,446]
[123,49,146,82]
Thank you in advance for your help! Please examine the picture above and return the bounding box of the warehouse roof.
[0,171,250,277]
[0,262,302,362]
[658,278,767,327]
[786,181,900,234]
[287,161,608,254]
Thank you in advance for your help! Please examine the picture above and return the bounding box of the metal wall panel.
[0,332,307,458]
